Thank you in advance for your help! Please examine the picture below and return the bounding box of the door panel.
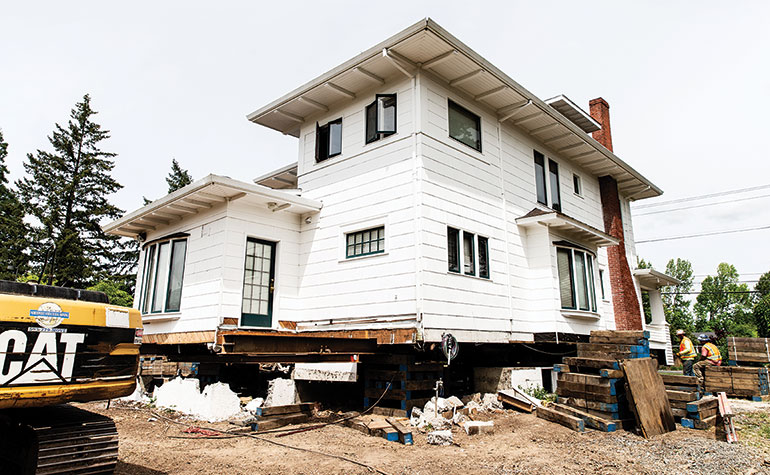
[241,238,276,327]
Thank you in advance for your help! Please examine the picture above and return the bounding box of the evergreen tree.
[166,158,192,193]
[662,258,695,342]
[694,263,756,337]
[17,95,123,288]
[0,130,29,279]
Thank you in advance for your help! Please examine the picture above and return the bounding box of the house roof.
[103,174,322,238]
[515,208,620,248]
[246,18,662,200]
[633,268,682,290]
[253,162,298,189]
[545,95,601,134]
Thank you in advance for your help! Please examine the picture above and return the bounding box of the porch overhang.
[253,162,298,190]
[246,18,662,200]
[103,174,323,238]
[634,268,681,290]
[516,208,619,248]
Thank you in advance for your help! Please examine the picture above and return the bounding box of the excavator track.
[0,405,119,474]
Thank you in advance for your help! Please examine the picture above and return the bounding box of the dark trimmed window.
[549,159,561,211]
[141,238,187,314]
[365,94,397,144]
[316,118,342,162]
[447,227,490,279]
[448,100,481,152]
[346,226,385,258]
[573,174,582,196]
[534,151,547,205]
[557,246,597,312]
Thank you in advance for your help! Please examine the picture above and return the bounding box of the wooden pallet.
[362,355,444,416]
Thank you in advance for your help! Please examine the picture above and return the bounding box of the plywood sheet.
[622,357,676,438]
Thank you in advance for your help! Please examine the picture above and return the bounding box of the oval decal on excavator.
[29,302,69,329]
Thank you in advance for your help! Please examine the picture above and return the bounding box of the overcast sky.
[2,1,768,286]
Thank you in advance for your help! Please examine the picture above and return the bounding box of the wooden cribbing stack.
[680,396,719,430]
[659,373,700,419]
[341,413,414,445]
[539,330,651,433]
[727,337,770,366]
[704,366,769,401]
[251,403,318,432]
[362,355,444,417]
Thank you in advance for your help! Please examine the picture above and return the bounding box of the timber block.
[680,415,717,430]
[536,406,585,432]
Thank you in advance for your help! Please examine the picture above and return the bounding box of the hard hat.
[697,334,711,343]
[676,329,685,336]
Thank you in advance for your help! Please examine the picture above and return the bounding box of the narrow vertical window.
[557,248,575,309]
[587,256,597,311]
[151,242,170,313]
[549,159,561,211]
[366,94,397,143]
[447,227,460,273]
[463,232,475,276]
[316,118,342,162]
[478,236,490,279]
[141,245,156,313]
[573,174,582,196]
[165,240,187,312]
[599,269,606,300]
[534,151,547,205]
[574,251,589,311]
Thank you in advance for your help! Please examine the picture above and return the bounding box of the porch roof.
[246,18,662,200]
[634,268,681,290]
[516,208,619,248]
[103,174,322,238]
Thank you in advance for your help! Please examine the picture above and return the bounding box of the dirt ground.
[79,400,770,475]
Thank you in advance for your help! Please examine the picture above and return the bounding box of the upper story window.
[140,238,188,314]
[316,118,342,162]
[534,150,561,211]
[346,226,385,258]
[365,94,397,144]
[573,173,582,196]
[557,245,597,312]
[447,227,490,278]
[448,100,481,152]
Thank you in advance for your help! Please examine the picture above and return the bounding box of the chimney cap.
[589,97,610,108]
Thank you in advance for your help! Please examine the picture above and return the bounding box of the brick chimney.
[589,97,613,152]
[590,98,642,330]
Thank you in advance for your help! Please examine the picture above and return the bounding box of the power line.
[633,184,770,210]
[636,224,770,244]
[661,291,760,295]
[634,193,770,217]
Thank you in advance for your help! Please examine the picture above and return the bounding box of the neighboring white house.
[105,19,674,363]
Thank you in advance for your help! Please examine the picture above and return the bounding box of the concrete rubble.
[410,393,500,438]
[462,420,495,435]
[426,430,453,445]
[265,378,300,407]
[245,397,265,413]
[154,377,241,422]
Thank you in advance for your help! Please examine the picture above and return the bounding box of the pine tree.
[17,95,123,288]
[0,130,29,279]
[165,158,193,193]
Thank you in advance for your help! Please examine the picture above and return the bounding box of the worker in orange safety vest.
[693,334,722,387]
[676,329,697,376]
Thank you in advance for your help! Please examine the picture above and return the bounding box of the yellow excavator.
[0,280,142,474]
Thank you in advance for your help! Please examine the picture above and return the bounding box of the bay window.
[557,246,597,312]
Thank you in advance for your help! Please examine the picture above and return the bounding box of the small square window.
[573,174,582,196]
[316,118,342,162]
[365,94,397,144]
[448,100,481,152]
[346,226,385,258]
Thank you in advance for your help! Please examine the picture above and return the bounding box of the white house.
[105,19,675,365]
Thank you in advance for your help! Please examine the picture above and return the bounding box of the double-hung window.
[365,94,397,144]
[533,150,561,211]
[448,100,481,152]
[346,226,385,258]
[140,238,188,314]
[557,246,597,312]
[316,118,342,162]
[447,227,490,278]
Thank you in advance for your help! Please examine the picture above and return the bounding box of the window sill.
[142,313,182,324]
[561,309,601,320]
[446,271,492,282]
[339,251,388,263]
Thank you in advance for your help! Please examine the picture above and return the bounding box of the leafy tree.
[637,258,653,324]
[166,158,192,193]
[754,295,770,338]
[755,271,770,301]
[694,263,756,338]
[662,258,695,342]
[87,280,133,307]
[0,130,29,279]
[17,95,124,288]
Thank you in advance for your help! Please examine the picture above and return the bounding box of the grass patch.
[735,411,770,449]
